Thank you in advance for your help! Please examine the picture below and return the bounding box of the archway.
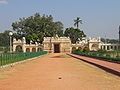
[32,48,36,52]
[72,47,76,52]
[54,44,60,53]
[78,47,82,50]
[16,45,23,52]
[26,48,30,52]
[83,46,89,52]
[37,48,42,52]
[91,44,99,51]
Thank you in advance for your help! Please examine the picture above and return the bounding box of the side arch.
[37,48,42,52]
[72,47,76,52]
[26,48,30,52]
[32,48,36,52]
[78,47,82,50]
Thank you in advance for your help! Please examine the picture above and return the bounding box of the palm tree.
[74,17,82,29]
[118,25,120,51]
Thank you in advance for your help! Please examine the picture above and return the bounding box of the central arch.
[91,44,99,51]
[54,44,60,53]
[26,48,30,52]
[16,45,23,52]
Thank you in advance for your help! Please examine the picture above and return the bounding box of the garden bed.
[0,51,47,66]
[73,50,120,63]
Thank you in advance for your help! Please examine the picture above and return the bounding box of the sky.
[0,0,120,39]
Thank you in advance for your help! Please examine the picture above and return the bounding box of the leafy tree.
[0,30,10,47]
[101,38,119,44]
[12,13,64,43]
[64,27,86,44]
[0,30,12,53]
[74,17,82,29]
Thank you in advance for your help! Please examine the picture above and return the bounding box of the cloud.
[0,0,8,4]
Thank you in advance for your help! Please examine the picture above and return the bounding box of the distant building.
[12,36,120,53]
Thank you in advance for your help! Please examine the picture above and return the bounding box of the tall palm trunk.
[50,37,52,53]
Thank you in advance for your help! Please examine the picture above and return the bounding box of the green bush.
[73,50,120,62]
[97,49,106,53]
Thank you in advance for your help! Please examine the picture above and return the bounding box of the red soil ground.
[0,53,120,90]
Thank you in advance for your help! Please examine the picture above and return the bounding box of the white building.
[12,36,120,53]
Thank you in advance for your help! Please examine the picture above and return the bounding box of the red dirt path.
[68,54,120,76]
[0,53,120,90]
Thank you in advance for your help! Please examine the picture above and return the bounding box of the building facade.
[13,37,43,52]
[43,37,71,53]
[12,36,120,53]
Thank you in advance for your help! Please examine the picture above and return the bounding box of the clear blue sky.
[0,0,120,39]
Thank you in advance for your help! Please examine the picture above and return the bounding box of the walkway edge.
[67,53,120,77]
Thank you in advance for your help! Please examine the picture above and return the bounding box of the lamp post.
[9,32,13,53]
[49,37,52,53]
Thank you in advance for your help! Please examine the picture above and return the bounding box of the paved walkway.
[68,54,120,76]
[0,53,120,90]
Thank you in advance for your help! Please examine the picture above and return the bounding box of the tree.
[12,13,64,43]
[64,27,86,44]
[74,17,82,29]
[0,30,10,47]
[0,30,12,53]
[101,38,119,44]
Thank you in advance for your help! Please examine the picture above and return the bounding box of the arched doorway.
[16,45,23,52]
[26,48,30,52]
[83,46,89,52]
[72,47,76,52]
[32,48,36,52]
[91,44,99,51]
[54,44,60,53]
[78,47,82,50]
[37,48,42,52]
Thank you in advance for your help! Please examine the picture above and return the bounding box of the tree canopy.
[0,30,10,47]
[101,38,119,44]
[12,13,64,43]
[64,27,86,44]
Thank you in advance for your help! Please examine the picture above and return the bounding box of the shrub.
[73,50,120,62]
